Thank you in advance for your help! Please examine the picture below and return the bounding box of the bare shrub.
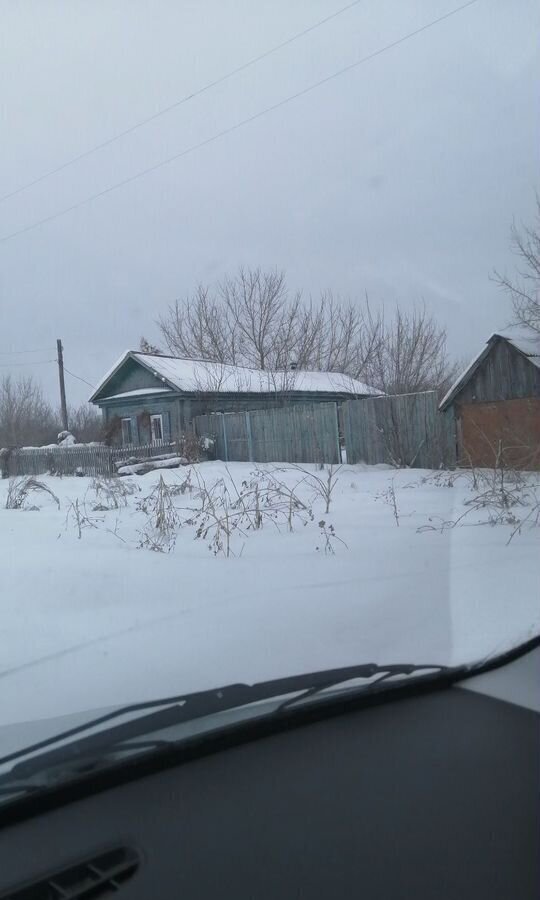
[507,498,540,542]
[133,467,346,558]
[65,498,103,539]
[193,476,237,557]
[376,479,400,527]
[137,530,172,553]
[415,464,480,492]
[183,467,315,557]
[171,469,194,496]
[417,461,539,540]
[316,520,348,555]
[178,432,201,463]
[287,464,341,513]
[5,477,60,510]
[234,468,314,533]
[136,475,182,552]
[90,476,139,511]
[176,432,214,463]
[374,413,428,469]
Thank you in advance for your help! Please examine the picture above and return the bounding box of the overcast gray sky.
[1,0,538,405]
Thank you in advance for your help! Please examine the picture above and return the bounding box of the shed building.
[439,331,540,469]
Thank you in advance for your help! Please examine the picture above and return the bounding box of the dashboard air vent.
[0,845,140,899]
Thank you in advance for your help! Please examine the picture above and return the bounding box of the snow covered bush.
[57,430,76,446]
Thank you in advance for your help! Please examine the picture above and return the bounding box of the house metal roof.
[89,351,382,402]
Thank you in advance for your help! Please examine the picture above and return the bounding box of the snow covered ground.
[0,462,538,729]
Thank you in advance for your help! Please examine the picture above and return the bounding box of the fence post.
[342,401,352,464]
[334,403,341,464]
[245,411,254,462]
[221,413,229,462]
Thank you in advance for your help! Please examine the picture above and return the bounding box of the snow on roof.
[136,353,382,395]
[101,387,173,401]
[439,329,540,410]
[90,351,382,401]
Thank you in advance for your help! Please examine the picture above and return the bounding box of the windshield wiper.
[0,740,172,802]
[2,636,540,808]
[0,661,445,784]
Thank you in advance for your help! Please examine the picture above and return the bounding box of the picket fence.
[2,442,179,478]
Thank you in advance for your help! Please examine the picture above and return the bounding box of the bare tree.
[191,359,254,394]
[139,337,162,354]
[364,306,457,396]
[294,292,383,380]
[147,267,455,395]
[66,403,103,442]
[150,267,384,376]
[494,198,540,335]
[155,268,302,369]
[220,267,300,369]
[0,377,103,449]
[0,375,57,447]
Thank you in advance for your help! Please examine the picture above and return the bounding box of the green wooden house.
[89,351,381,446]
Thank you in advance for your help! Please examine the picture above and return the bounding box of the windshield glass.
[0,0,538,789]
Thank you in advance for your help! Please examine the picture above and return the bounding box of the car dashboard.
[0,648,538,899]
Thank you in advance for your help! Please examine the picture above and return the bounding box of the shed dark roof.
[439,330,540,411]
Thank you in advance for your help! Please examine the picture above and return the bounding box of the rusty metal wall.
[458,397,540,469]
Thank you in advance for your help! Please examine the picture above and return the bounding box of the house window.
[150,414,164,445]
[121,418,133,446]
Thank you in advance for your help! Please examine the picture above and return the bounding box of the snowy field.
[1,462,538,729]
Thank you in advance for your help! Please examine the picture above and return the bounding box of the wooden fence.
[342,391,456,469]
[3,393,458,476]
[3,442,179,478]
[193,403,341,464]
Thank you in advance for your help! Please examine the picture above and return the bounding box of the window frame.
[121,417,133,446]
[150,414,164,445]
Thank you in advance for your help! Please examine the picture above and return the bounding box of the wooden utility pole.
[57,338,68,431]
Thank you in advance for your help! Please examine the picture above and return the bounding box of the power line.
[63,366,95,388]
[0,0,364,206]
[0,347,51,355]
[0,359,55,367]
[0,0,481,246]
[0,347,94,386]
